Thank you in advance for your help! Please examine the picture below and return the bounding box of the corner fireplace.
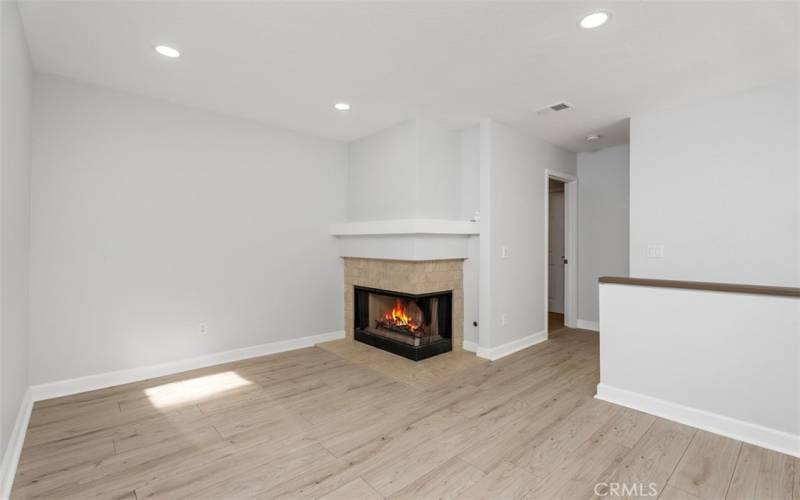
[353,286,452,361]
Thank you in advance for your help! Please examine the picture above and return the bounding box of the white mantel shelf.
[330,219,480,236]
[330,219,479,261]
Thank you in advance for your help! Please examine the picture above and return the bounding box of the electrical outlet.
[501,313,508,326]
[646,245,664,258]
[199,322,208,335]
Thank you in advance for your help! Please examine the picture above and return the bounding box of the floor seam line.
[722,441,744,500]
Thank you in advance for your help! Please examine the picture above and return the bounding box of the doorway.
[548,179,566,331]
[544,169,577,334]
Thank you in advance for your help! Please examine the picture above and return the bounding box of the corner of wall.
[0,0,34,490]
[477,120,493,349]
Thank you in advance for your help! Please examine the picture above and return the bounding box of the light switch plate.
[501,246,509,259]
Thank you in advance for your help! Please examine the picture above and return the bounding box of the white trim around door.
[544,169,578,332]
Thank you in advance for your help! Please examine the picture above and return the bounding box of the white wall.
[417,118,462,220]
[1,0,33,459]
[630,81,799,286]
[483,121,576,349]
[347,119,417,221]
[346,117,461,221]
[577,145,629,324]
[598,283,799,456]
[29,75,348,385]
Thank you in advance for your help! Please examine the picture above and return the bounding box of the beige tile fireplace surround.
[343,257,464,351]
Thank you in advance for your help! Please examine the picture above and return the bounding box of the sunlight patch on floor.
[144,371,252,408]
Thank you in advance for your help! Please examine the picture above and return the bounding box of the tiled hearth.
[343,258,464,352]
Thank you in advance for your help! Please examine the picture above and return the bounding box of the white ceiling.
[18,1,799,152]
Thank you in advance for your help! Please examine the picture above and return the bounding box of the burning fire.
[383,299,420,332]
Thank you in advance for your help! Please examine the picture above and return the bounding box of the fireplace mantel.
[330,219,479,261]
[330,219,479,236]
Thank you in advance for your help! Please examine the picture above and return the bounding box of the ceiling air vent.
[536,101,574,115]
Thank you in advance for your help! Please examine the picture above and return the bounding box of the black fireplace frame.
[353,285,453,361]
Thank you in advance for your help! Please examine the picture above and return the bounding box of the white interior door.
[548,191,565,313]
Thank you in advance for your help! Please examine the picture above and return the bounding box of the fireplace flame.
[384,299,420,332]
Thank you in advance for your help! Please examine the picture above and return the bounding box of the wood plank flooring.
[12,328,797,499]
[317,339,486,387]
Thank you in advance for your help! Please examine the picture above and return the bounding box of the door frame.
[544,169,577,333]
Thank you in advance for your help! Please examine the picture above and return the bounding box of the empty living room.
[1,1,798,499]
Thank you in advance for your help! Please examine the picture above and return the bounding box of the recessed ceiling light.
[154,45,181,58]
[586,134,602,142]
[579,11,610,29]
[334,102,351,111]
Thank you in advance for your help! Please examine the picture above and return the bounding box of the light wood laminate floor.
[317,339,486,387]
[12,328,798,499]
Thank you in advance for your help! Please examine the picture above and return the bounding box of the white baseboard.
[576,319,599,331]
[596,383,800,458]
[31,330,345,402]
[476,330,547,361]
[462,340,478,353]
[0,388,33,500]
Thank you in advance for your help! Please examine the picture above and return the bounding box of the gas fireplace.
[353,286,452,361]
